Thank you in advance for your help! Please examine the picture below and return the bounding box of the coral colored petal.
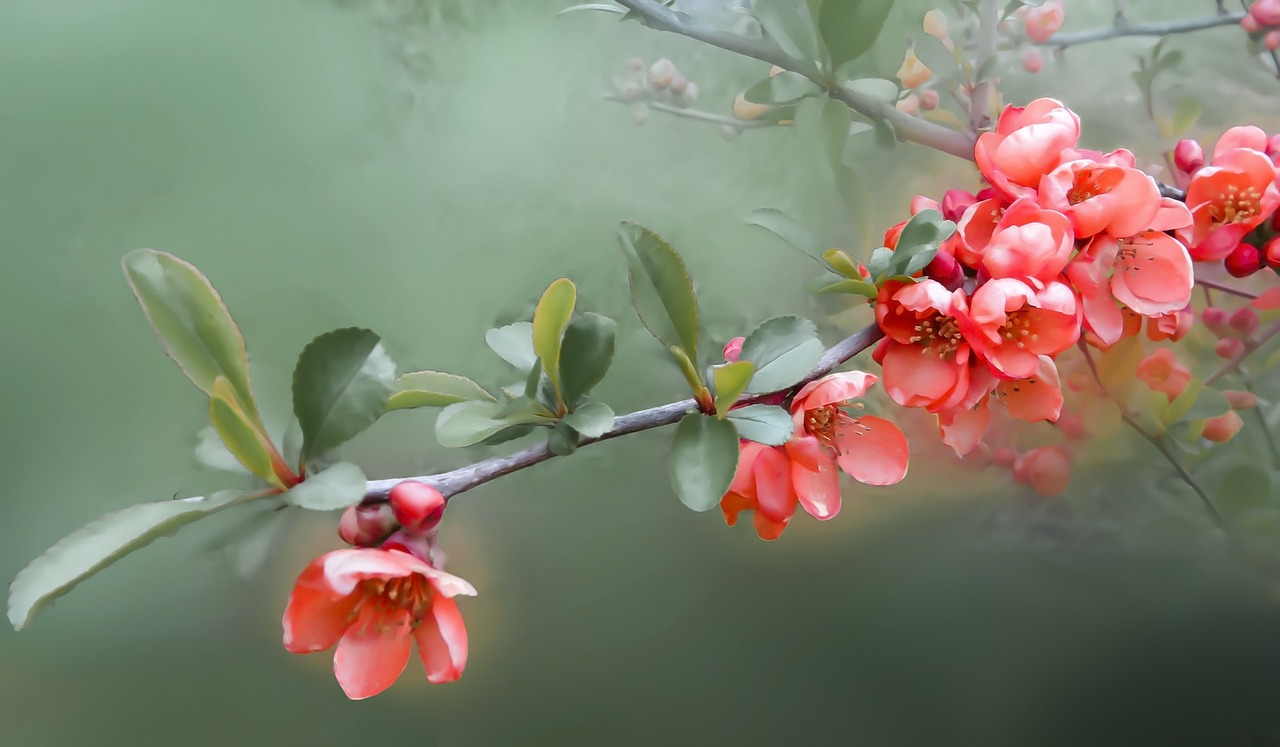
[752,446,799,522]
[881,341,965,409]
[792,371,877,411]
[282,558,361,654]
[1079,287,1124,346]
[333,619,414,700]
[1111,233,1193,315]
[785,434,827,472]
[752,511,789,541]
[998,357,1063,422]
[1253,287,1280,310]
[791,458,842,520]
[323,548,422,595]
[938,402,991,457]
[834,416,909,485]
[720,491,753,527]
[416,596,469,684]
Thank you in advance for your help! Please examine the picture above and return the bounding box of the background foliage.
[4,0,1280,744]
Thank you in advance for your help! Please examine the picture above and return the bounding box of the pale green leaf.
[284,462,367,511]
[727,404,795,445]
[387,371,496,411]
[670,413,740,512]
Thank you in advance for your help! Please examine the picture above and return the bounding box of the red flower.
[283,548,476,700]
[975,98,1081,200]
[956,278,1080,379]
[1179,127,1280,261]
[874,279,979,412]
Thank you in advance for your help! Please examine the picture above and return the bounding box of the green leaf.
[739,315,825,393]
[1218,464,1272,516]
[210,376,281,485]
[122,248,260,422]
[1169,97,1202,138]
[815,278,878,297]
[752,0,822,67]
[563,400,616,438]
[284,462,367,511]
[819,0,894,67]
[559,313,617,405]
[889,209,955,277]
[744,70,821,105]
[436,400,546,448]
[387,371,496,411]
[547,421,580,456]
[713,361,757,417]
[873,117,897,150]
[837,76,899,104]
[292,328,395,463]
[670,413,740,512]
[727,404,795,445]
[746,207,825,262]
[822,248,862,278]
[533,278,577,404]
[8,490,262,630]
[796,96,852,167]
[485,322,536,370]
[909,32,959,82]
[616,222,700,360]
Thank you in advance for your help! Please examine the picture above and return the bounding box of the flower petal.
[834,415,909,485]
[752,446,799,522]
[791,457,842,520]
[792,371,877,411]
[333,615,414,700]
[282,555,360,654]
[415,596,469,684]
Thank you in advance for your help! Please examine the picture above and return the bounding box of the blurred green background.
[5,0,1280,744]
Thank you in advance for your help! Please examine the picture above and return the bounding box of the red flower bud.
[1173,139,1204,175]
[1216,337,1246,359]
[723,336,745,363]
[941,189,978,222]
[1224,390,1260,410]
[1015,446,1071,497]
[1230,306,1259,336]
[389,480,447,533]
[924,250,965,290]
[1265,236,1280,271]
[1021,46,1044,73]
[1225,242,1264,278]
[992,447,1017,467]
[920,89,940,111]
[1202,411,1244,443]
[338,503,398,547]
[1201,306,1229,336]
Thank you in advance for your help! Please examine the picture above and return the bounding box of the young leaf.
[436,400,545,448]
[485,322,537,370]
[547,421,580,456]
[194,426,250,475]
[670,413,740,512]
[815,278,878,298]
[889,209,955,277]
[819,0,894,67]
[122,248,261,422]
[712,361,757,418]
[284,462,367,511]
[616,222,700,360]
[727,404,795,445]
[822,248,862,278]
[532,278,577,404]
[837,77,899,105]
[559,313,617,405]
[210,376,282,486]
[743,71,821,105]
[746,208,825,262]
[562,400,615,439]
[292,328,396,463]
[387,371,497,411]
[738,316,825,393]
[8,490,263,631]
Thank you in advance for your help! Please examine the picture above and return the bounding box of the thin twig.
[1205,319,1280,384]
[362,324,886,501]
[1243,380,1280,470]
[1194,277,1259,299]
[602,95,772,129]
[610,0,978,160]
[968,0,999,132]
[1042,12,1246,47]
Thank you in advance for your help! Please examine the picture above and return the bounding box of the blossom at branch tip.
[282,548,476,700]
[975,98,1081,200]
[720,372,908,540]
[1178,126,1280,261]
[956,278,1080,379]
[976,198,1076,284]
[1038,154,1162,240]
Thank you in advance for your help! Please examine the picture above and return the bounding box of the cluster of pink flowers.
[872,97,1214,456]
[1172,127,1280,276]
[282,481,475,699]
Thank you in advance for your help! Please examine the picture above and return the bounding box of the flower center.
[351,575,434,632]
[1211,184,1262,226]
[908,312,965,358]
[1067,170,1112,205]
[804,405,870,453]
[1000,310,1038,349]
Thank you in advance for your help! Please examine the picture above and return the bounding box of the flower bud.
[923,9,950,42]
[1224,390,1260,410]
[1265,236,1280,271]
[1251,0,1280,27]
[670,73,688,95]
[1201,306,1229,336]
[1058,413,1087,440]
[992,447,1017,467]
[1267,134,1280,164]
[677,82,700,106]
[1018,446,1071,497]
[338,503,398,547]
[723,336,745,363]
[1173,139,1205,174]
[1242,14,1262,33]
[626,57,645,73]
[647,58,676,90]
[1021,46,1044,73]
[941,190,977,222]
[896,93,921,116]
[1215,337,1246,359]
[919,89,940,111]
[389,480,447,533]
[1230,306,1260,336]
[925,250,965,291]
[1225,242,1264,277]
[1202,411,1245,443]
[1266,29,1280,51]
[1024,1,1065,43]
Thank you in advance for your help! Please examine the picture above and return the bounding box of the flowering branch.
[1040,11,1246,48]
[610,0,977,160]
[363,323,885,502]
[1205,318,1280,385]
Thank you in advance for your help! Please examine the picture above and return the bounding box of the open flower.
[979,197,1076,283]
[957,278,1080,379]
[283,548,476,700]
[720,372,908,539]
[1066,231,1193,345]
[874,279,978,412]
[1038,155,1162,239]
[975,98,1081,199]
[1179,126,1280,260]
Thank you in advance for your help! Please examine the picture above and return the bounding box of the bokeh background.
[5,1,1280,744]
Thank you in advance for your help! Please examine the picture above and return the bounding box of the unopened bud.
[941,190,977,222]
[1230,306,1260,336]
[1024,1,1065,43]
[723,337,745,363]
[992,447,1017,467]
[1202,411,1245,443]
[1224,390,1260,410]
[1266,29,1280,51]
[1225,242,1264,278]
[925,250,964,290]
[1021,46,1044,73]
[1173,139,1205,174]
[389,480,447,533]
[1201,306,1229,336]
[1265,236,1280,270]
[626,56,645,73]
[338,503,398,547]
[647,58,676,90]
[1216,337,1246,359]
[1250,0,1280,27]
[919,89,940,111]
[732,93,772,121]
[1016,446,1071,497]
[670,74,688,95]
[923,9,950,43]
[896,93,921,116]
